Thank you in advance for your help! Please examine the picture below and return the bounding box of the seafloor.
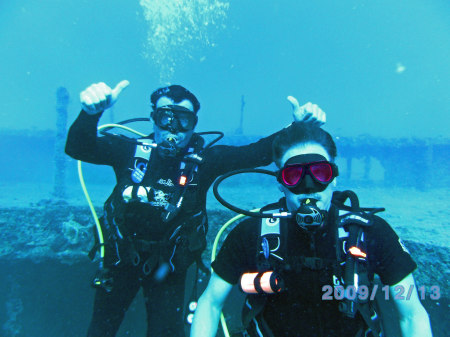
[0,182,448,337]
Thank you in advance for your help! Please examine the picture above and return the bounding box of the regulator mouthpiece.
[166,135,178,143]
[158,135,179,157]
[295,198,324,227]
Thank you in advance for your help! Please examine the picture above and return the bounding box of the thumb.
[111,80,130,102]
[287,95,306,122]
[287,95,300,111]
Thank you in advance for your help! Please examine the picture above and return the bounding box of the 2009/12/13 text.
[322,284,440,301]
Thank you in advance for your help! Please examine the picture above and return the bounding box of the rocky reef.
[0,201,448,336]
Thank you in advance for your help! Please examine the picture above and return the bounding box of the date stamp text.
[322,284,441,301]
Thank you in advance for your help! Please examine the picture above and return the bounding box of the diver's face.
[153,96,195,150]
[278,142,336,213]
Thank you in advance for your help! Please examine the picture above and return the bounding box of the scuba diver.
[191,123,432,337]
[65,80,326,337]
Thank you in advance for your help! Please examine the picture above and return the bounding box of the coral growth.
[62,215,90,246]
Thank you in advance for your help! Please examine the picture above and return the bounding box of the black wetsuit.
[212,201,417,337]
[65,111,282,337]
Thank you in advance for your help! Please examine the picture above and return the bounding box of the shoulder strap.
[255,217,286,272]
[332,190,384,336]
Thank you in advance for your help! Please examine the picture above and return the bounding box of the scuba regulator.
[157,135,179,157]
[295,198,325,227]
[212,168,327,228]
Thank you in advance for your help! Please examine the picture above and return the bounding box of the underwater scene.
[0,1,449,336]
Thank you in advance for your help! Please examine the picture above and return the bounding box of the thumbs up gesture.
[287,96,326,126]
[80,80,130,115]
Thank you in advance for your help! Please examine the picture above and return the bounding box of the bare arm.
[191,273,234,337]
[389,273,432,337]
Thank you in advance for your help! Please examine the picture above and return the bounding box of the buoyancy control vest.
[90,134,209,288]
[240,190,385,337]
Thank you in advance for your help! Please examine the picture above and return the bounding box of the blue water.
[0,1,449,336]
[0,0,449,138]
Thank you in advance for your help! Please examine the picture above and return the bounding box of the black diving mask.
[152,105,198,133]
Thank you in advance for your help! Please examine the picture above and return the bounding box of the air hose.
[77,123,146,260]
[211,210,260,337]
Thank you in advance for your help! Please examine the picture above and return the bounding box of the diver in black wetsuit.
[191,123,433,337]
[65,80,326,337]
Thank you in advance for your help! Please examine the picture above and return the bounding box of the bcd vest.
[240,190,384,337]
[90,134,209,277]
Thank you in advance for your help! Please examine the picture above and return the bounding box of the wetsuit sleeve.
[202,127,287,178]
[65,110,131,166]
[367,216,417,285]
[211,218,259,285]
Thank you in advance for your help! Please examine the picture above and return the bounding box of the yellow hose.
[211,209,260,337]
[77,123,147,259]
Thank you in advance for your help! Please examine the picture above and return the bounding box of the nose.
[290,174,316,195]
[167,123,178,133]
[302,174,315,193]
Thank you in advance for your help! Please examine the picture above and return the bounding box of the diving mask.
[277,154,338,194]
[152,105,198,133]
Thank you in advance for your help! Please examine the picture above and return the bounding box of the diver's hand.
[80,80,130,115]
[287,96,326,125]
